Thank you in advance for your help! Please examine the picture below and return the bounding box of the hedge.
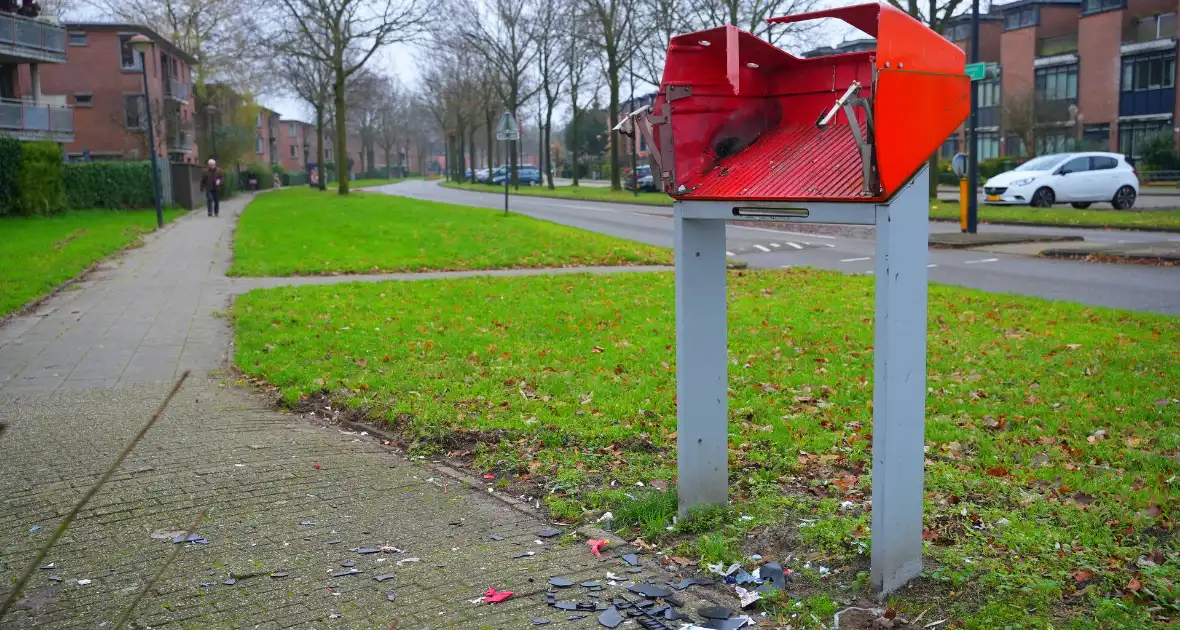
[0,137,19,215]
[62,162,155,209]
[13,141,67,216]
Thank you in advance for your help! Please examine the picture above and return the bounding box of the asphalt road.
[376,180,1180,315]
[936,186,1180,210]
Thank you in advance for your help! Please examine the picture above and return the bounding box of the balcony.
[1036,34,1078,58]
[164,77,189,103]
[0,13,66,64]
[166,131,192,153]
[0,97,73,142]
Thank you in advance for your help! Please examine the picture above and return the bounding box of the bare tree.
[565,13,596,186]
[279,48,333,190]
[347,69,384,175]
[635,0,694,87]
[277,0,432,194]
[532,0,568,189]
[375,78,409,177]
[581,0,642,191]
[689,0,823,48]
[453,0,540,189]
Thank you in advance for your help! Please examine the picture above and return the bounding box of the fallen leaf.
[1126,578,1143,592]
[985,466,1009,478]
[1073,569,1095,582]
[649,479,669,491]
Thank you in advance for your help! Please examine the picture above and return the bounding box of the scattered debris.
[700,606,733,619]
[396,557,420,566]
[581,580,602,588]
[47,576,62,583]
[329,610,342,619]
[356,547,380,554]
[549,577,575,588]
[341,560,356,568]
[39,564,54,570]
[173,533,208,545]
[331,568,362,578]
[734,585,761,608]
[270,572,289,578]
[532,618,551,625]
[484,473,496,479]
[671,578,711,590]
[598,606,625,628]
[707,562,740,577]
[326,539,343,545]
[621,553,639,566]
[759,562,789,590]
[299,521,315,526]
[28,526,41,533]
[379,545,404,553]
[483,587,513,603]
[489,535,505,541]
[76,579,91,586]
[373,575,394,582]
[569,614,588,621]
[588,539,609,557]
[199,581,217,588]
[628,583,673,598]
[538,528,562,538]
[386,590,396,602]
[597,512,614,523]
[222,578,236,585]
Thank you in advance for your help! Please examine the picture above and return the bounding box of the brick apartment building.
[277,118,317,173]
[0,12,74,145]
[940,0,1179,161]
[12,22,199,162]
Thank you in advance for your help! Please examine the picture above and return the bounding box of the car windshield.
[636,165,651,176]
[1016,155,1068,172]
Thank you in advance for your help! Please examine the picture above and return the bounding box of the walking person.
[200,159,224,217]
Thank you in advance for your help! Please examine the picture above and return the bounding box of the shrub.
[1138,133,1179,172]
[12,141,66,216]
[0,136,19,216]
[243,161,273,190]
[221,171,241,198]
[978,156,1025,180]
[283,171,307,186]
[62,161,154,209]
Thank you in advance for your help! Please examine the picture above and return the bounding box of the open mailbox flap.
[626,2,970,204]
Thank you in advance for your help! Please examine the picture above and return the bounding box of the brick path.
[0,192,699,627]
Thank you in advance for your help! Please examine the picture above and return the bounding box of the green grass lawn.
[234,269,1179,628]
[932,201,1180,231]
[230,188,671,277]
[442,181,674,206]
[350,178,403,188]
[0,209,184,318]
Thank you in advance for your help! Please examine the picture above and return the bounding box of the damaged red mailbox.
[619,2,968,202]
[619,2,971,599]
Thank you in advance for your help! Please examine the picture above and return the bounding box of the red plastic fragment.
[483,587,513,603]
[313,463,320,469]
[587,539,608,558]
[483,473,495,479]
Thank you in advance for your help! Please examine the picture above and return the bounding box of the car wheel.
[1112,186,1136,210]
[1070,202,1091,209]
[1031,187,1055,208]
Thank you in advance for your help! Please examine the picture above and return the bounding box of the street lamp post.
[130,33,163,229]
[205,104,218,161]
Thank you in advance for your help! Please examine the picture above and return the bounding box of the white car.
[982,152,1139,210]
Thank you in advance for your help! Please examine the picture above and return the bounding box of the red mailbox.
[623,2,968,203]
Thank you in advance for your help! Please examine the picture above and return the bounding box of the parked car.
[492,165,543,186]
[624,164,656,192]
[474,168,490,183]
[982,152,1139,209]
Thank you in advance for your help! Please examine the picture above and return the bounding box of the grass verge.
[442,181,674,207]
[350,178,404,188]
[931,201,1180,231]
[234,269,1179,628]
[229,187,671,277]
[0,209,184,318]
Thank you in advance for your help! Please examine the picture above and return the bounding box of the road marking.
[731,225,836,239]
[928,264,938,268]
[1170,238,1180,242]
[786,242,803,250]
[780,264,792,269]
[841,257,871,263]
[866,270,875,275]
[770,243,781,248]
[754,244,771,252]
[963,258,999,264]
[726,251,736,257]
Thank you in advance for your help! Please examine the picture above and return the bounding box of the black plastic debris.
[664,607,686,621]
[39,563,54,570]
[612,598,632,609]
[626,567,644,574]
[449,520,463,526]
[671,577,711,590]
[702,617,752,630]
[577,602,598,611]
[489,535,505,541]
[356,547,380,554]
[568,614,588,621]
[538,528,561,538]
[270,572,289,578]
[548,577,575,588]
[373,575,394,582]
[386,590,396,601]
[47,576,62,582]
[326,539,343,545]
[331,568,362,577]
[29,525,41,533]
[699,605,733,619]
[555,601,578,611]
[299,521,315,526]
[341,560,356,567]
[546,591,557,605]
[173,533,207,544]
[329,610,341,619]
[598,606,625,628]
[199,581,216,587]
[760,562,788,590]
[581,580,601,588]
[222,578,236,585]
[621,553,639,566]
[512,552,535,559]
[628,583,673,598]
[532,619,551,626]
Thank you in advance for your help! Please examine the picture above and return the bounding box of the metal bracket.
[614,103,667,190]
[815,81,878,196]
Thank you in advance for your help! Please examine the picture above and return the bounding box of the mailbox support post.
[673,216,729,512]
[672,167,930,596]
[869,167,930,595]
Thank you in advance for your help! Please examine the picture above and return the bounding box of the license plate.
[986,195,1000,202]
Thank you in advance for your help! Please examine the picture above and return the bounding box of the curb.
[929,217,1180,233]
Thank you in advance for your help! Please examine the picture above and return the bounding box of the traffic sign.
[964,62,987,81]
[495,111,519,141]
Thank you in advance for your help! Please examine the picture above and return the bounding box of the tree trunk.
[927,153,939,197]
[485,109,494,179]
[607,52,621,191]
[334,72,349,195]
[315,106,326,191]
[544,104,554,189]
[571,108,580,186]
[468,127,477,186]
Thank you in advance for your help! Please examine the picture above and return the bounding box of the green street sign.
[965,62,987,81]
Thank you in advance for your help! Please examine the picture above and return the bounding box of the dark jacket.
[199,167,225,193]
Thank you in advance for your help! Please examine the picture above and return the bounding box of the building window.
[1118,119,1172,160]
[256,135,263,154]
[290,144,297,158]
[1083,124,1110,150]
[1004,8,1038,31]
[1005,135,1027,156]
[1121,53,1176,91]
[940,135,958,158]
[74,93,93,107]
[944,23,971,41]
[289,122,298,137]
[1129,13,1177,43]
[1035,131,1073,155]
[257,112,263,127]
[124,95,144,129]
[68,31,87,46]
[1083,0,1125,16]
[119,35,141,70]
[326,148,332,160]
[1036,64,1079,102]
[977,132,1000,159]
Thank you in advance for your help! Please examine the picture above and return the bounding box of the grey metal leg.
[869,167,931,596]
[674,211,729,516]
